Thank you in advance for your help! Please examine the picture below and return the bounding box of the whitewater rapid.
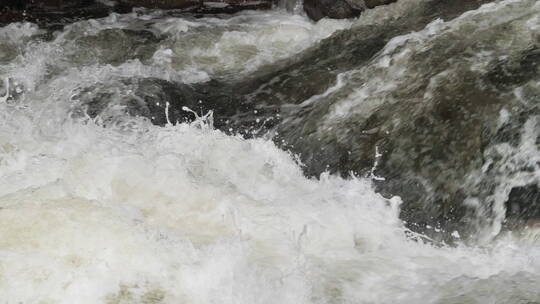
[1,1,540,303]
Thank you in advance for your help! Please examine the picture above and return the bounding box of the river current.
[1,0,540,303]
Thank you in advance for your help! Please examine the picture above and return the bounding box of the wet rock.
[0,0,272,27]
[363,0,398,8]
[127,78,245,128]
[506,185,540,223]
[345,0,397,10]
[73,77,265,131]
[117,0,272,11]
[272,0,538,243]
[0,1,123,27]
[3,0,26,10]
[117,0,199,9]
[486,47,540,91]
[304,0,398,21]
[303,0,361,21]
[73,78,215,125]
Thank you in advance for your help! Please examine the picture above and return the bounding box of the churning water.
[1,0,540,303]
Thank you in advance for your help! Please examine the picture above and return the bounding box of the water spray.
[0,78,10,103]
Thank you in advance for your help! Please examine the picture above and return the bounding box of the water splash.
[0,78,9,103]
[182,105,215,130]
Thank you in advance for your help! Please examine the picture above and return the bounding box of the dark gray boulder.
[345,0,397,10]
[363,0,398,8]
[506,185,540,225]
[303,0,397,21]
[72,77,265,132]
[303,0,361,21]
[116,0,272,11]
[0,0,273,26]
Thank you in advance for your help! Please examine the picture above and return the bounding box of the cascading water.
[1,0,540,303]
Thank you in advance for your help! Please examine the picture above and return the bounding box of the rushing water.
[1,1,540,303]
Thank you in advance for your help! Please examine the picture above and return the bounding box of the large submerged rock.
[55,0,538,244]
[78,0,508,243]
[186,0,537,243]
[269,0,539,243]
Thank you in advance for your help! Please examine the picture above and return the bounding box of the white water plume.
[1,94,539,303]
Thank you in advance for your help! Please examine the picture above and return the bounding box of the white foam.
[157,12,352,77]
[0,22,42,42]
[1,86,540,302]
[0,96,401,302]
